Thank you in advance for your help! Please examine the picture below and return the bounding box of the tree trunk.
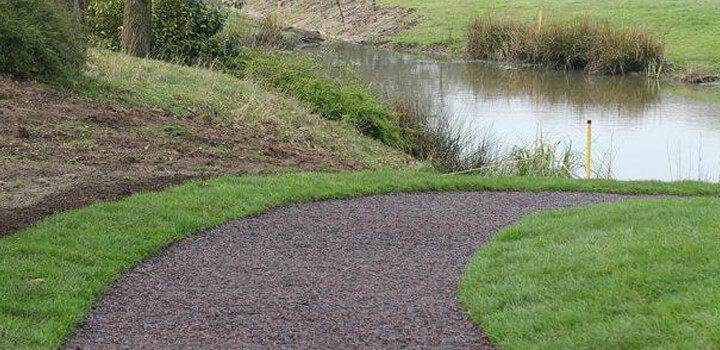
[121,0,152,57]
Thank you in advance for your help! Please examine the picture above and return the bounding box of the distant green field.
[378,0,720,69]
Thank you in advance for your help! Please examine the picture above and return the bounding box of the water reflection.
[321,43,720,181]
[461,64,662,116]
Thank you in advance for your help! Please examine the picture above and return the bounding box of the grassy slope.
[3,171,720,349]
[77,49,414,171]
[379,0,720,69]
[461,198,720,349]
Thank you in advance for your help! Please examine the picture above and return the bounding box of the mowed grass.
[378,0,720,69]
[461,198,720,349]
[3,171,720,349]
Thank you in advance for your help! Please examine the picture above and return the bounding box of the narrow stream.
[321,43,720,181]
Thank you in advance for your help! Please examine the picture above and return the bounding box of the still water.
[322,43,720,181]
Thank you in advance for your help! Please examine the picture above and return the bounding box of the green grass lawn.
[3,171,720,349]
[379,0,720,69]
[461,198,720,349]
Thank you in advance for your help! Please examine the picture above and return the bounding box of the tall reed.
[466,16,665,75]
[392,97,584,177]
[507,134,579,177]
[393,98,500,173]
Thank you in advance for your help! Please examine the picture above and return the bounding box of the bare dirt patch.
[0,78,362,236]
[242,0,419,43]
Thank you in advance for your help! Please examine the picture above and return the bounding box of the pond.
[321,43,720,181]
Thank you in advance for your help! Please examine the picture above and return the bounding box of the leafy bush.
[226,51,404,147]
[86,0,124,50]
[152,0,228,63]
[0,0,86,81]
[86,0,230,63]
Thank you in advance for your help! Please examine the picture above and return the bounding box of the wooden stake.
[586,120,592,179]
[276,0,283,28]
[537,9,544,32]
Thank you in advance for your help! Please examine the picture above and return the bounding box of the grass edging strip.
[3,170,720,349]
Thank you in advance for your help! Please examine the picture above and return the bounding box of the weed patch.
[162,124,191,137]
[67,138,98,149]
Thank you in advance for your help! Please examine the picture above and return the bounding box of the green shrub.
[86,0,230,63]
[226,51,403,147]
[0,0,86,81]
[152,0,228,63]
[86,0,124,50]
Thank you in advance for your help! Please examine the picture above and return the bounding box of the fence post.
[276,0,283,28]
[586,120,592,179]
[537,10,544,32]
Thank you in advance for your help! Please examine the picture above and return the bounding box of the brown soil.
[242,0,419,43]
[0,78,362,236]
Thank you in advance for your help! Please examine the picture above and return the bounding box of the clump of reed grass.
[681,64,720,84]
[466,16,665,75]
[506,134,580,177]
[392,97,583,177]
[245,14,289,48]
[222,13,296,49]
[393,98,500,173]
[465,18,526,61]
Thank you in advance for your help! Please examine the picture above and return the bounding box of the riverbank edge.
[241,4,719,86]
[365,35,717,87]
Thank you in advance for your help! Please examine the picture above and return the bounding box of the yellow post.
[537,10,544,32]
[276,0,283,28]
[586,120,592,179]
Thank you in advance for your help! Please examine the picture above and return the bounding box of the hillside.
[0,49,416,235]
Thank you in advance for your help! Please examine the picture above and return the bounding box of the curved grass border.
[460,197,720,349]
[3,170,720,349]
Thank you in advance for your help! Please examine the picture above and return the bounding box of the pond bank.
[319,43,720,181]
[241,0,720,83]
